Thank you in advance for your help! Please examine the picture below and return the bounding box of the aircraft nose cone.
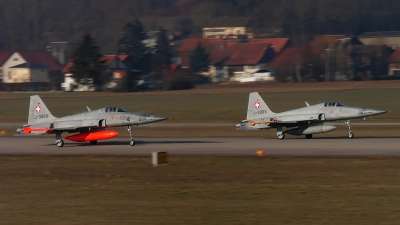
[372,109,388,115]
[150,116,169,122]
[363,109,388,116]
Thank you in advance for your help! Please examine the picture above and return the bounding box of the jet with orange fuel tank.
[16,95,168,147]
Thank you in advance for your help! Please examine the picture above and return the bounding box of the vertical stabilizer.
[246,92,275,120]
[28,95,56,124]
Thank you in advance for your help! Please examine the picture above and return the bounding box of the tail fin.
[246,92,275,120]
[28,95,56,124]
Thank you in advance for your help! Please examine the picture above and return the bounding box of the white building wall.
[209,65,229,82]
[359,37,400,50]
[8,68,29,82]
[203,27,253,39]
[61,74,95,91]
[2,52,26,83]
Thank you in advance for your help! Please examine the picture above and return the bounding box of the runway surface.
[0,137,399,156]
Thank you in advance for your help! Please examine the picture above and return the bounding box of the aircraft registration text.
[254,110,267,115]
[35,114,49,119]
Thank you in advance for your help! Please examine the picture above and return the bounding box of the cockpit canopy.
[324,102,346,107]
[105,107,128,112]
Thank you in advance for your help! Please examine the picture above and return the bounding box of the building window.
[14,58,18,61]
[8,71,11,79]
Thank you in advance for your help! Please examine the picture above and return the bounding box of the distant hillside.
[1,0,400,53]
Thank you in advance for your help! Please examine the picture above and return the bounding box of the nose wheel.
[127,126,135,146]
[345,120,354,139]
[55,140,64,147]
[277,133,285,140]
[55,132,64,147]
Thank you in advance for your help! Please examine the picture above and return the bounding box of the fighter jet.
[16,95,168,147]
[236,92,387,139]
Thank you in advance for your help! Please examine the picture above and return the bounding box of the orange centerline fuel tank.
[64,130,119,142]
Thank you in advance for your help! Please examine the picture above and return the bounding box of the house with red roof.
[1,50,63,85]
[61,54,133,91]
[178,38,289,82]
[264,46,310,82]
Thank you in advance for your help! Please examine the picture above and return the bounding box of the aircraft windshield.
[105,107,128,112]
[324,102,346,107]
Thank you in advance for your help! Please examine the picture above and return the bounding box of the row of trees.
[1,0,400,51]
[70,20,210,91]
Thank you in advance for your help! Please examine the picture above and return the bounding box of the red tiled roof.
[265,45,308,70]
[0,51,13,66]
[101,55,116,65]
[62,62,73,73]
[225,43,270,65]
[18,50,63,70]
[117,55,129,61]
[178,38,290,67]
[247,38,290,53]
[388,47,400,63]
[170,64,180,72]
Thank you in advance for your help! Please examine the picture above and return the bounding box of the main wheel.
[130,140,136,146]
[56,140,64,147]
[305,134,313,139]
[348,132,354,139]
[277,133,285,140]
[90,140,97,145]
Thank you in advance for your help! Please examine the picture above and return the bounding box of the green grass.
[0,88,399,123]
[1,156,400,225]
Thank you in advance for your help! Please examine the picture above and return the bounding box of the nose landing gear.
[55,132,64,147]
[345,120,354,138]
[127,126,135,146]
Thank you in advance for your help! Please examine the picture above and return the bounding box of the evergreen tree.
[117,20,151,74]
[70,33,104,89]
[189,42,210,73]
[153,28,172,72]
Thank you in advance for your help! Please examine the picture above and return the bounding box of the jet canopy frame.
[105,107,128,112]
[323,102,347,107]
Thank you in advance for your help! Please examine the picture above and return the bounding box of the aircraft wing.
[247,113,324,127]
[53,119,104,130]
[18,119,106,135]
[272,113,323,123]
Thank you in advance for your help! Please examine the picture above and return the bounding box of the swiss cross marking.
[254,101,260,109]
[35,105,41,113]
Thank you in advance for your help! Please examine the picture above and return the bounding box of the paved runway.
[0,137,399,156]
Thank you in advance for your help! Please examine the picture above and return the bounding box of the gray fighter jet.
[16,95,168,147]
[236,92,387,139]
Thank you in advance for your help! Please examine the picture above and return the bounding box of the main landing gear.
[90,140,97,145]
[305,134,313,139]
[55,132,64,147]
[345,120,354,138]
[127,126,135,146]
[277,126,285,140]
